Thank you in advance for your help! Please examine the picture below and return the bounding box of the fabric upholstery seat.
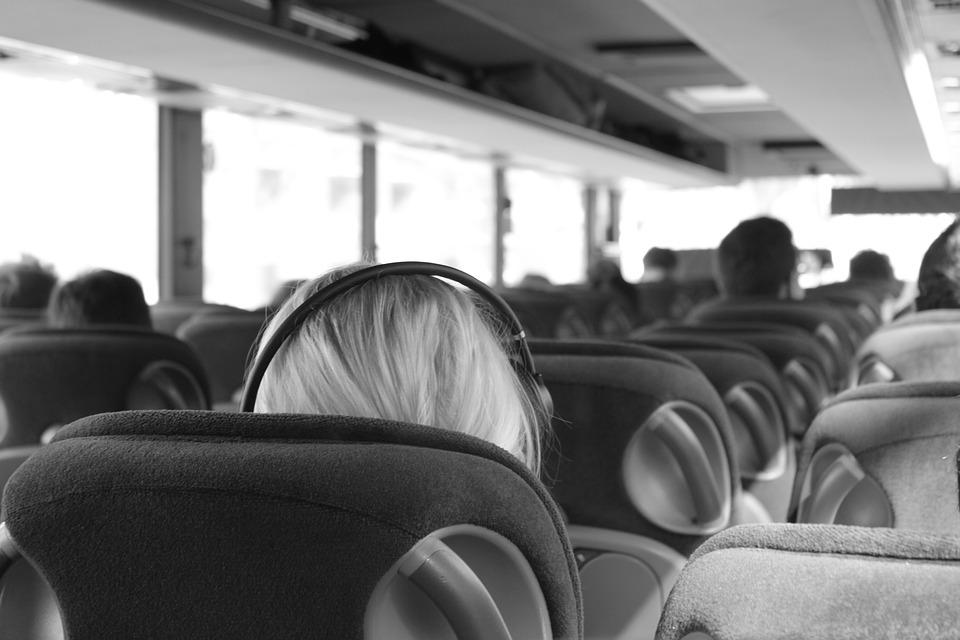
[686,298,858,389]
[498,288,592,338]
[793,382,960,532]
[149,300,245,335]
[0,327,209,447]
[176,312,265,408]
[656,523,960,640]
[854,309,960,385]
[530,339,758,640]
[631,334,794,521]
[0,310,44,335]
[558,286,636,337]
[0,410,582,640]
[637,323,832,432]
[0,446,60,640]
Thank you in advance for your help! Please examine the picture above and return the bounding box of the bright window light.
[0,71,159,301]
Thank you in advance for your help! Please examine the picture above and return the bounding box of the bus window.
[376,142,494,283]
[0,72,158,301]
[503,168,585,286]
[203,110,361,309]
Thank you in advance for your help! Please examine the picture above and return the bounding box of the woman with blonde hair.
[249,262,546,474]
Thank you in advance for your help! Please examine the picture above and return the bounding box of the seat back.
[640,323,832,432]
[686,298,857,388]
[793,382,960,532]
[631,335,794,521]
[0,446,61,640]
[0,328,210,447]
[855,309,960,385]
[149,300,244,335]
[176,312,265,408]
[0,310,44,335]
[558,286,636,337]
[1,411,582,640]
[531,339,748,640]
[498,288,592,338]
[656,523,960,640]
[805,282,884,329]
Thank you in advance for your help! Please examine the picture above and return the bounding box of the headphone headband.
[240,261,543,413]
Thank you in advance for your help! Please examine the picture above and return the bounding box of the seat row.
[1,302,960,636]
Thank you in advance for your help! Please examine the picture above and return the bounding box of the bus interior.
[1,0,960,638]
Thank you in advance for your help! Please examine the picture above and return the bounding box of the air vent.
[931,0,960,9]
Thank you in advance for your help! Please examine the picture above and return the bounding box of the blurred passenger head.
[849,250,894,282]
[916,219,960,311]
[518,273,552,290]
[48,269,152,329]
[641,247,678,282]
[255,263,544,472]
[0,258,57,310]
[587,258,625,288]
[715,216,798,298]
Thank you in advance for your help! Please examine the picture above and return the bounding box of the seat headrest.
[657,524,960,640]
[5,410,582,639]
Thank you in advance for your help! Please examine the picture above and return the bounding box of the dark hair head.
[849,250,894,281]
[916,219,960,311]
[715,216,797,297]
[0,259,57,310]
[643,247,678,271]
[48,269,152,329]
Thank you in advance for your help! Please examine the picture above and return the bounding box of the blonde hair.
[255,263,543,473]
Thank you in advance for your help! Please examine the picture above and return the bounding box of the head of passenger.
[0,258,57,311]
[715,216,799,299]
[916,219,960,311]
[47,269,152,329]
[255,263,543,473]
[641,247,678,282]
[849,250,894,282]
[518,273,552,290]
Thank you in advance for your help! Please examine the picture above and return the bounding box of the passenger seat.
[531,339,765,640]
[793,382,960,532]
[0,327,209,447]
[854,309,960,385]
[656,523,960,640]
[0,410,582,639]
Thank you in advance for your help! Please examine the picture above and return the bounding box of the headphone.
[240,262,554,423]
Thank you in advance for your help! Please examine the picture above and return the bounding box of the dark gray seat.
[0,446,60,640]
[497,288,592,338]
[855,309,960,385]
[0,410,582,640]
[656,524,960,640]
[793,382,960,532]
[531,339,763,640]
[631,334,794,521]
[176,312,265,409]
[686,298,858,390]
[149,300,245,335]
[637,323,833,432]
[0,327,209,447]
